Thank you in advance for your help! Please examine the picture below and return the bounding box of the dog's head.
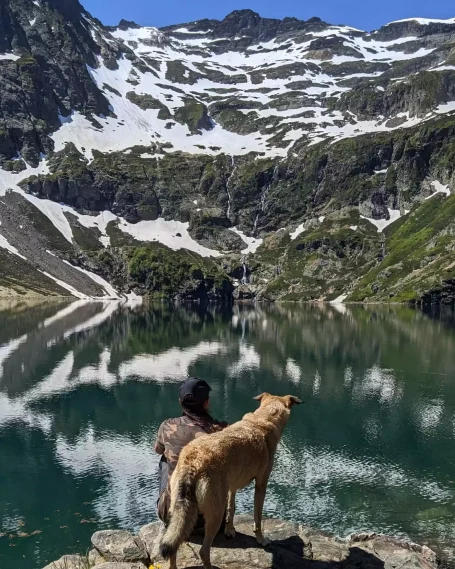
[253,393,303,423]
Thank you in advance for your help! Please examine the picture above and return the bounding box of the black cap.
[180,378,212,403]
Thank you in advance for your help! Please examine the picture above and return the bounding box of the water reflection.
[0,301,455,568]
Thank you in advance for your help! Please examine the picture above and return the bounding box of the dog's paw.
[256,535,271,547]
[224,526,236,539]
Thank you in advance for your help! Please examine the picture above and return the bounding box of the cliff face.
[1,3,455,302]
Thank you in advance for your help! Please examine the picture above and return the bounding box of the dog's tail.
[159,472,199,560]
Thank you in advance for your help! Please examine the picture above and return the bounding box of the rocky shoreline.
[43,514,440,569]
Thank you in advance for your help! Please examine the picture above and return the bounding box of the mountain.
[1,0,455,303]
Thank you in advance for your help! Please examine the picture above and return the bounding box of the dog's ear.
[284,395,303,409]
[253,393,269,403]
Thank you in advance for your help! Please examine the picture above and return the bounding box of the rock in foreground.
[91,529,148,563]
[46,514,440,569]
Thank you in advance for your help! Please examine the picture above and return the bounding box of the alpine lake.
[1,300,455,569]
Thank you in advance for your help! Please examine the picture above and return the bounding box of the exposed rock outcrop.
[44,514,440,569]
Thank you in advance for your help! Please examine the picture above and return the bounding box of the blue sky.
[82,0,454,31]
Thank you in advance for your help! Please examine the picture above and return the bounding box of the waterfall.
[380,234,386,261]
[253,164,279,236]
[241,256,248,285]
[226,155,236,221]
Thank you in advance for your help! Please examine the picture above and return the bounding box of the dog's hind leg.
[200,506,225,569]
[224,491,236,538]
[253,479,271,547]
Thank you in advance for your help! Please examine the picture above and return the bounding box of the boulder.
[42,555,87,569]
[233,284,255,300]
[88,548,106,566]
[138,522,165,559]
[91,530,148,564]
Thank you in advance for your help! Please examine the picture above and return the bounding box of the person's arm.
[213,420,229,432]
[154,422,165,455]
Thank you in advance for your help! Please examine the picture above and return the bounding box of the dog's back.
[175,413,273,493]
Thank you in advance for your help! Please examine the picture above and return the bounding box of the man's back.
[155,416,211,478]
[154,378,227,525]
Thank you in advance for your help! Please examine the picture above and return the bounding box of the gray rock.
[95,565,147,569]
[91,530,148,564]
[88,548,106,566]
[138,522,165,559]
[42,555,87,569]
[233,284,255,300]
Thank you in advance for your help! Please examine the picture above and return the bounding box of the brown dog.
[159,393,302,569]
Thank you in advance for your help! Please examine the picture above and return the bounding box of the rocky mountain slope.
[1,0,455,302]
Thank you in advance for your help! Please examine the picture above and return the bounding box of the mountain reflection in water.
[0,300,455,569]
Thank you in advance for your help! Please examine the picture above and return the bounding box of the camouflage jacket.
[154,416,227,479]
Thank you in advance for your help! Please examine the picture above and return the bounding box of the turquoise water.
[1,301,455,568]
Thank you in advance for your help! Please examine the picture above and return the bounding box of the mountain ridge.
[0,0,455,303]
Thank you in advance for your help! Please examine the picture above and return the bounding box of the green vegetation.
[2,159,26,173]
[350,195,455,302]
[16,54,37,67]
[127,244,232,300]
[209,108,259,135]
[174,98,212,134]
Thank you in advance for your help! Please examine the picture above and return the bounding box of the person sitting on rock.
[154,377,228,527]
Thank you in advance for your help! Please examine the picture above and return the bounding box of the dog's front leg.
[224,491,236,538]
[253,481,270,547]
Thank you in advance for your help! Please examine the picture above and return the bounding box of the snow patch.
[0,53,20,61]
[39,271,89,299]
[0,234,27,260]
[425,180,451,200]
[122,291,143,308]
[361,208,401,233]
[388,17,455,25]
[435,101,455,114]
[331,294,347,304]
[25,194,74,243]
[119,218,221,257]
[229,227,263,254]
[172,28,213,35]
[62,260,120,299]
[290,223,305,241]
